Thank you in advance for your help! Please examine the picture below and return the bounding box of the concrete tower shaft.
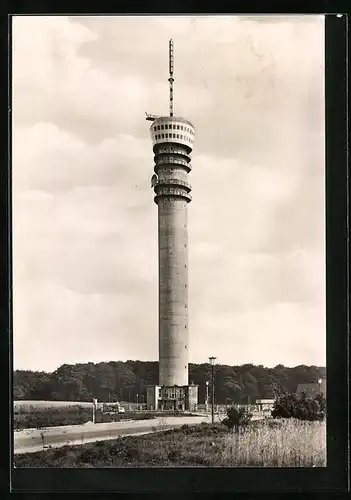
[157,197,188,386]
[150,116,195,387]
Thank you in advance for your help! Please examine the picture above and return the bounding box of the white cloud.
[12,15,325,371]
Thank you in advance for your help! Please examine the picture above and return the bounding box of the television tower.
[145,40,198,411]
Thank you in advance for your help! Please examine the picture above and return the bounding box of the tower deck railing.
[154,178,191,192]
[154,147,191,159]
[154,188,192,203]
[155,156,189,168]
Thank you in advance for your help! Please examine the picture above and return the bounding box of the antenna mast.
[168,39,174,117]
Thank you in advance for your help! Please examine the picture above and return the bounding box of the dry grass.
[134,419,326,468]
[220,419,326,467]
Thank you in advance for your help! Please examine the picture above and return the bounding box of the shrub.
[178,422,224,436]
[222,405,252,432]
[272,392,326,421]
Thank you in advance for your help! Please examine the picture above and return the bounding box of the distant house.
[255,399,275,411]
[296,378,326,398]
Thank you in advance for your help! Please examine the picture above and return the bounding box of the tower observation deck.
[146,40,198,412]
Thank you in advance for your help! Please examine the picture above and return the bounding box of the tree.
[315,392,326,418]
[222,405,252,432]
[13,361,326,407]
[272,391,326,421]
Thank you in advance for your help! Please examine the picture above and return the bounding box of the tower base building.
[146,384,198,412]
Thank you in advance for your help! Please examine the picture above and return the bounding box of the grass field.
[14,418,326,468]
[14,400,143,411]
[14,405,197,430]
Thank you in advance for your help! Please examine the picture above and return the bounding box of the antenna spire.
[168,39,174,117]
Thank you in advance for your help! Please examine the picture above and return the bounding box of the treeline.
[13,361,326,405]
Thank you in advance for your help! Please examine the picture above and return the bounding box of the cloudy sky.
[12,15,325,372]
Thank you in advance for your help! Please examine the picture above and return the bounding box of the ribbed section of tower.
[149,116,195,387]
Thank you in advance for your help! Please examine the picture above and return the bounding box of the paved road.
[14,414,264,455]
[13,415,216,454]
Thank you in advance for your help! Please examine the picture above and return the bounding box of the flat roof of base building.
[256,399,275,404]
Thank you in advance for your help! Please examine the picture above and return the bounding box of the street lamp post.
[209,357,217,424]
[136,393,139,410]
[318,378,322,395]
[92,398,97,424]
[205,381,209,413]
